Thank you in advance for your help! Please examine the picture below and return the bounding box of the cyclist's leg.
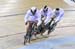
[25,21,33,43]
[50,22,57,32]
[47,19,55,35]
[24,22,30,44]
[32,22,39,38]
[28,22,33,41]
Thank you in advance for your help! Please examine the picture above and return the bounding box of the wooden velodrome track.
[0,0,75,49]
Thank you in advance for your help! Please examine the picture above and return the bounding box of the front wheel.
[24,35,27,45]
[24,32,32,45]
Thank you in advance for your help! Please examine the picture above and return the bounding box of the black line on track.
[0,32,25,38]
[0,25,75,38]
[0,10,75,18]
[0,13,25,18]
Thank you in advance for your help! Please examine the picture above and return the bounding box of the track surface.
[0,0,75,49]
